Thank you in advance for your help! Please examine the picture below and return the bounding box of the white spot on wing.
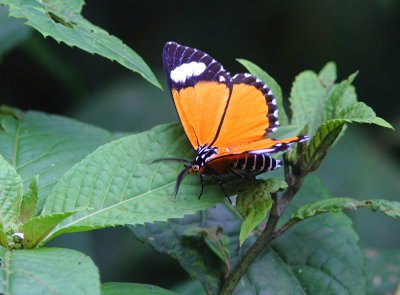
[219,76,226,82]
[170,62,206,83]
[244,73,252,78]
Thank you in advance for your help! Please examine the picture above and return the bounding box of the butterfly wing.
[211,73,307,156]
[163,42,232,149]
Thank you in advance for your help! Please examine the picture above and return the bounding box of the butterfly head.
[188,163,205,175]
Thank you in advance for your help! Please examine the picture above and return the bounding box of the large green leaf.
[0,5,31,60]
[237,58,289,125]
[0,0,161,89]
[0,247,100,295]
[0,154,23,229]
[0,108,114,210]
[364,248,400,295]
[42,123,247,241]
[101,282,177,295]
[131,175,365,295]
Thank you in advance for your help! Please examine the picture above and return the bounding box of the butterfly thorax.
[188,145,218,174]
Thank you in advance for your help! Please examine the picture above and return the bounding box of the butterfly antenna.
[152,158,191,164]
[174,165,190,201]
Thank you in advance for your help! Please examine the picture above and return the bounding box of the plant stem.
[219,170,305,295]
[219,193,280,295]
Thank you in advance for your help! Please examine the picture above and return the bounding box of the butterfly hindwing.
[163,42,232,149]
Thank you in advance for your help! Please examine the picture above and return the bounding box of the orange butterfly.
[161,42,307,199]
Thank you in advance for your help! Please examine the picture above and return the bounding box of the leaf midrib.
[42,181,175,242]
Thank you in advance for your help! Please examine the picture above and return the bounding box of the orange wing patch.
[172,81,230,149]
[213,83,269,148]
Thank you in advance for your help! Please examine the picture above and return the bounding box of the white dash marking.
[170,62,206,83]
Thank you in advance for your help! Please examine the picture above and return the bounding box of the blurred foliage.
[0,0,399,292]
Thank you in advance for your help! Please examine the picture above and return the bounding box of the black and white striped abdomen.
[230,154,282,173]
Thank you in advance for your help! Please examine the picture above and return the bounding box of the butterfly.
[161,42,308,200]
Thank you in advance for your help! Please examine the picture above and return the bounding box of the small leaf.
[289,70,326,135]
[337,102,393,128]
[299,120,346,172]
[0,154,23,228]
[318,61,337,87]
[18,175,39,223]
[182,226,231,264]
[236,179,285,245]
[322,71,358,121]
[101,282,178,295]
[1,0,162,89]
[290,198,400,221]
[22,211,78,248]
[0,247,100,295]
[237,58,289,125]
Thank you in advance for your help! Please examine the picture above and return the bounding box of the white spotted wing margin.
[163,41,232,92]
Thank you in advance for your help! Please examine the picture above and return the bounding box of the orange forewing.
[172,81,230,149]
[212,83,269,148]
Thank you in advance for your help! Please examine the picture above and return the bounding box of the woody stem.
[219,167,304,295]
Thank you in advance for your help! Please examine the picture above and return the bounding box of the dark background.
[0,0,399,290]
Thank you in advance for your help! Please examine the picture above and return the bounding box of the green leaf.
[101,282,177,295]
[290,70,326,135]
[131,175,365,295]
[130,202,241,295]
[299,120,346,172]
[298,102,393,172]
[364,248,400,295]
[22,211,77,248]
[182,226,231,265]
[0,5,31,60]
[0,247,100,295]
[337,102,393,128]
[272,125,305,141]
[318,61,337,87]
[172,279,205,295]
[17,175,39,223]
[291,197,400,221]
[236,179,286,245]
[0,154,23,228]
[289,66,393,140]
[43,123,247,238]
[237,58,289,125]
[237,175,365,295]
[0,108,114,210]
[1,0,161,89]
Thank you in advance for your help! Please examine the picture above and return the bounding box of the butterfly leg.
[206,170,232,203]
[198,173,205,199]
